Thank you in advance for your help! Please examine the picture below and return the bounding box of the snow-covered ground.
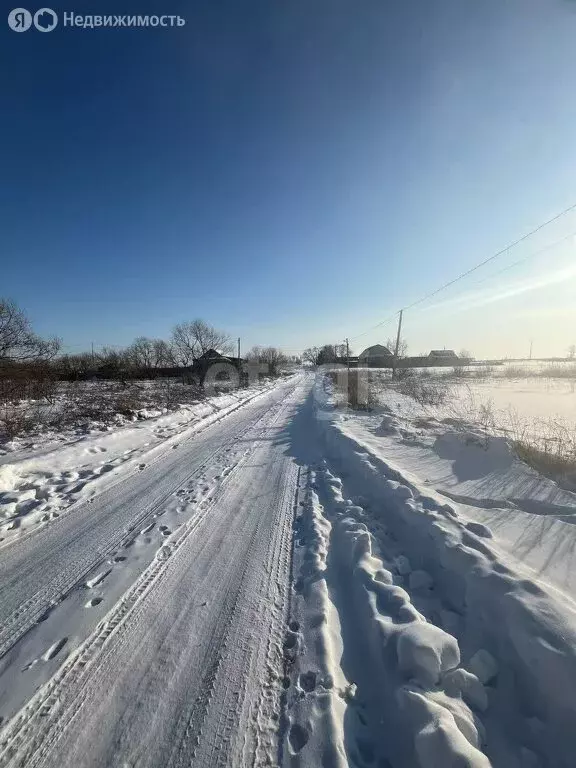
[0,371,575,767]
[455,376,576,428]
[0,379,282,546]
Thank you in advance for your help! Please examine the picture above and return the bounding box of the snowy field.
[459,376,576,424]
[0,371,575,767]
[361,361,576,425]
[347,364,576,488]
[454,361,576,428]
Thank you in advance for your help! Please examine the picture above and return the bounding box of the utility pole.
[346,337,350,373]
[91,342,95,366]
[529,339,533,360]
[237,337,241,360]
[392,309,404,379]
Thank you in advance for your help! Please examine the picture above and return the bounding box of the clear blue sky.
[3,0,576,358]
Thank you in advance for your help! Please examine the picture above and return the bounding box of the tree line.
[0,299,300,378]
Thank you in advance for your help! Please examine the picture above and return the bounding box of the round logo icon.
[8,8,32,31]
[33,7,57,31]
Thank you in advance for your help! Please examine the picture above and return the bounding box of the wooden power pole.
[393,309,403,378]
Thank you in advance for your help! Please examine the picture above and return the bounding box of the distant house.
[358,344,393,368]
[191,349,244,383]
[428,350,459,363]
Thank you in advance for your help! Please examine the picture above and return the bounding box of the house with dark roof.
[191,349,244,383]
[358,344,393,367]
[428,350,459,362]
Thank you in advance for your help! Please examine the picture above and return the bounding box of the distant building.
[191,349,244,383]
[428,350,459,361]
[358,344,393,368]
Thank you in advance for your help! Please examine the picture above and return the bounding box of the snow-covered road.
[0,377,305,767]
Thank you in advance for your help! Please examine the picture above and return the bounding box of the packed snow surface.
[0,372,575,767]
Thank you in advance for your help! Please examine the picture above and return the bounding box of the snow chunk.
[443,668,488,712]
[2,503,17,519]
[86,568,112,589]
[399,687,491,768]
[468,649,498,684]
[397,623,460,686]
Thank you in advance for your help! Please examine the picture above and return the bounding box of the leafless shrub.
[397,376,451,407]
[448,394,576,486]
[0,406,38,440]
[471,365,496,379]
[0,365,58,406]
[504,365,530,379]
[514,442,576,488]
[538,364,576,380]
[395,368,416,381]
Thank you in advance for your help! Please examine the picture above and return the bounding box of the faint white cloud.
[422,262,576,315]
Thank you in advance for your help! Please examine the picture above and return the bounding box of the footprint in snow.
[299,671,317,693]
[288,723,309,753]
[43,638,67,661]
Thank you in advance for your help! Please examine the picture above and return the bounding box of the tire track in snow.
[0,383,307,768]
[0,383,298,664]
[167,402,299,768]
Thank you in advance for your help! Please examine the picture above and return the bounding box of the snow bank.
[311,463,491,767]
[320,413,576,767]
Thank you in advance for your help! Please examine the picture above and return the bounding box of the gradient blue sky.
[3,0,576,359]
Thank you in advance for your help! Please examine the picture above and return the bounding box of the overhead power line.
[468,230,576,290]
[350,312,399,342]
[402,200,576,312]
[350,198,576,342]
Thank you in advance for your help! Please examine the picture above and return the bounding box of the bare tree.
[153,339,175,367]
[459,348,474,361]
[126,337,156,369]
[171,320,233,366]
[244,345,262,362]
[568,344,576,360]
[317,345,339,365]
[302,347,321,366]
[334,343,347,359]
[97,347,130,379]
[246,346,287,375]
[59,352,94,377]
[386,337,408,358]
[0,298,60,362]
